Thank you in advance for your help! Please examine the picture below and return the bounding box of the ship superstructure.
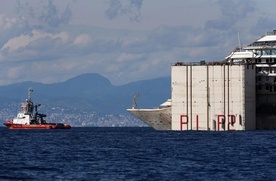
[226,30,276,129]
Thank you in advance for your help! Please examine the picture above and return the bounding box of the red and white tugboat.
[3,88,71,129]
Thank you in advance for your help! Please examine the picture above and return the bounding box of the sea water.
[0,127,275,180]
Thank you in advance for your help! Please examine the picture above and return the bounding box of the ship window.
[266,85,269,90]
[259,67,264,72]
[266,76,269,81]
[255,50,261,56]
[263,50,272,55]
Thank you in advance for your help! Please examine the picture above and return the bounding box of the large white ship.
[127,30,276,130]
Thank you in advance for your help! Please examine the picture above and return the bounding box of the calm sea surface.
[0,127,275,181]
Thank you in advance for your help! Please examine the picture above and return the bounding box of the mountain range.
[0,73,171,127]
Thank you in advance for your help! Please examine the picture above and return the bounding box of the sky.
[0,0,276,86]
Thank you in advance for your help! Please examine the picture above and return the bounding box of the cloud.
[1,0,276,86]
[205,0,255,31]
[251,17,276,36]
[74,34,91,47]
[0,0,73,46]
[0,13,30,46]
[0,30,71,61]
[146,25,222,50]
[105,0,143,22]
[116,53,145,63]
[201,0,276,52]
[39,0,72,28]
[117,26,212,55]
[0,1,74,62]
[15,0,72,29]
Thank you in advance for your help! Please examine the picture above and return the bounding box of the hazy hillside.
[0,73,171,127]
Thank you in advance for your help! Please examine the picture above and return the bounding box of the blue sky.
[0,0,276,85]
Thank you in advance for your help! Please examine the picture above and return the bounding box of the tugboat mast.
[28,88,33,101]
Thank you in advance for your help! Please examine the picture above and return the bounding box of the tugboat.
[3,88,71,129]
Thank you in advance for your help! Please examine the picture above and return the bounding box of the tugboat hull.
[3,120,71,129]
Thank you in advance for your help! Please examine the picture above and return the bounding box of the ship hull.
[127,107,171,130]
[3,121,71,130]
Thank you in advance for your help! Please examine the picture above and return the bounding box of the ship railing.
[244,46,276,50]
[245,42,276,49]
[173,61,211,66]
[172,60,253,66]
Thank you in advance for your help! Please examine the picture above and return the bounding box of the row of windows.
[256,76,276,82]
[256,67,276,74]
[256,58,276,63]
[257,85,276,92]
[254,50,276,56]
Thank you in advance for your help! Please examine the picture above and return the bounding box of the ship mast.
[26,88,34,115]
[237,32,241,52]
